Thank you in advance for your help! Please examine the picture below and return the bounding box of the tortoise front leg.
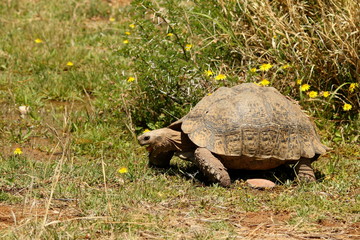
[295,158,316,182]
[194,148,231,187]
[149,151,174,168]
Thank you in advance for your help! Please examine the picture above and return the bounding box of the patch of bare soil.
[122,201,359,239]
[232,212,359,240]
[0,200,80,230]
[108,0,132,6]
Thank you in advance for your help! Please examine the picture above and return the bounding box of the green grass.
[0,0,359,239]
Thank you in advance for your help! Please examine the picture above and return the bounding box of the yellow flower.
[185,44,192,51]
[167,33,174,37]
[343,103,352,111]
[308,91,318,98]
[123,40,129,44]
[129,24,135,29]
[125,31,131,35]
[300,84,310,92]
[282,64,291,69]
[204,70,213,77]
[14,148,23,155]
[118,167,128,174]
[296,79,302,85]
[259,79,270,86]
[143,129,151,133]
[349,83,358,93]
[214,74,226,80]
[322,91,330,98]
[250,68,257,73]
[259,63,273,71]
[207,93,212,96]
[109,17,115,22]
[34,38,43,43]
[66,61,74,66]
[127,77,135,82]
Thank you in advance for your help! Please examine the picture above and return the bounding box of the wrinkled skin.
[138,128,196,167]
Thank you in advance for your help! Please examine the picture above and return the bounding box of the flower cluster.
[203,70,227,81]
[296,80,355,111]
[247,63,355,112]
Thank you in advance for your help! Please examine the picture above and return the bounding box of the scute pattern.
[181,83,327,160]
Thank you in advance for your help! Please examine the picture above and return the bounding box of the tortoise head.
[137,128,181,167]
[138,128,180,152]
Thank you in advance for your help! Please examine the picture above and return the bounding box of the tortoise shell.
[178,83,327,160]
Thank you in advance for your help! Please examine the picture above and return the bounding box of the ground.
[0,0,359,239]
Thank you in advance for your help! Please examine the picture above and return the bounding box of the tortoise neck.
[166,129,196,152]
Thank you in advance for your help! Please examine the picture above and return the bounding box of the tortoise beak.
[137,134,153,152]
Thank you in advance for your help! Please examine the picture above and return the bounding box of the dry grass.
[0,0,359,239]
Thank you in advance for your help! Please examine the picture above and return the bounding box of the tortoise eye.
[143,136,150,141]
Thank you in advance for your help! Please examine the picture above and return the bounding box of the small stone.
[19,105,30,115]
[19,105,30,118]
[246,179,276,189]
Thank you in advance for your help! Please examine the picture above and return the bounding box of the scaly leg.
[295,158,316,182]
[149,151,174,168]
[194,148,231,187]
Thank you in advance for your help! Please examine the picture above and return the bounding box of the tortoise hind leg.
[295,158,316,182]
[194,148,231,187]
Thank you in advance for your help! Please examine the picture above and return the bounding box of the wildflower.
[123,40,129,44]
[14,148,23,155]
[127,77,135,82]
[143,129,151,133]
[308,91,318,98]
[259,79,270,86]
[282,64,291,69]
[349,83,358,93]
[204,70,213,77]
[250,68,257,73]
[167,33,174,37]
[296,79,302,85]
[66,61,74,66]
[185,44,192,51]
[118,167,128,174]
[109,17,115,22]
[125,31,131,35]
[129,24,135,28]
[300,84,310,92]
[343,103,352,111]
[259,63,273,71]
[207,93,212,96]
[34,38,43,43]
[214,74,226,80]
[322,91,330,98]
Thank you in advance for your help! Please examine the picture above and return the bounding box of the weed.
[0,0,358,238]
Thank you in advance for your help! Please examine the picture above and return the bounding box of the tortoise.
[138,83,329,187]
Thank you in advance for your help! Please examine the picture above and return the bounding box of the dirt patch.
[107,0,132,6]
[0,201,80,230]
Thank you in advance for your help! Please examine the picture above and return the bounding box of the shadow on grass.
[151,161,326,187]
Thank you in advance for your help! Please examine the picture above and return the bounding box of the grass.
[0,0,359,239]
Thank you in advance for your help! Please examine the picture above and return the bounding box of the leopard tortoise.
[138,83,329,187]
